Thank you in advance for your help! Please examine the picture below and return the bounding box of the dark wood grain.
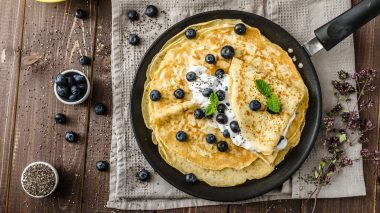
[6,0,96,212]
[230,200,301,213]
[157,205,228,213]
[0,0,25,211]
[81,0,113,212]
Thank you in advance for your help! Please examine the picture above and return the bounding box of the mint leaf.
[255,79,272,97]
[205,92,218,116]
[267,94,280,113]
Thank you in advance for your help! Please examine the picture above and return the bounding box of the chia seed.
[22,163,56,197]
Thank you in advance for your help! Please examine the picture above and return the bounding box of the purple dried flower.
[327,104,343,116]
[359,99,374,109]
[338,70,349,80]
[323,117,335,131]
[359,137,369,144]
[341,156,353,167]
[360,148,371,158]
[352,68,377,81]
[345,111,361,130]
[332,80,356,95]
[372,150,380,165]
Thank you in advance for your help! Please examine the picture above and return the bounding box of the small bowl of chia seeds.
[21,161,59,198]
[54,69,90,105]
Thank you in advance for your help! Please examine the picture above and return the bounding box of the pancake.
[142,19,309,186]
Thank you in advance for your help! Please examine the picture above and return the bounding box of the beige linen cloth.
[108,0,366,210]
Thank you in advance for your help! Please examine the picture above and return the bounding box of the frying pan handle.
[314,0,380,51]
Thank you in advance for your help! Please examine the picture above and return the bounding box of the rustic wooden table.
[0,0,379,212]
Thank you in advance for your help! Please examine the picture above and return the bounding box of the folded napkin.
[108,0,366,210]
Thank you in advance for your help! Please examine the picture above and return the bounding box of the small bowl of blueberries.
[54,69,90,105]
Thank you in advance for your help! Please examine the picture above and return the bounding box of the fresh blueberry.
[176,131,187,142]
[73,74,86,84]
[150,90,161,101]
[185,173,197,184]
[68,94,79,101]
[79,55,91,65]
[55,74,68,86]
[174,89,185,99]
[75,9,87,19]
[215,69,224,79]
[217,141,228,152]
[137,169,150,181]
[206,134,216,144]
[185,28,196,39]
[71,85,81,96]
[202,88,213,97]
[205,113,214,119]
[96,160,108,171]
[205,54,215,64]
[194,108,205,119]
[77,84,87,93]
[216,90,225,101]
[217,103,226,113]
[249,100,261,111]
[230,121,240,133]
[145,5,158,17]
[186,72,197,81]
[221,45,235,59]
[55,113,66,124]
[57,85,70,98]
[128,34,140,45]
[216,113,228,124]
[67,75,76,86]
[222,129,230,138]
[127,10,139,21]
[94,103,107,115]
[234,23,246,35]
[65,131,78,143]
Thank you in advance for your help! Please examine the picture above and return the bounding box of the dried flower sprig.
[304,68,378,213]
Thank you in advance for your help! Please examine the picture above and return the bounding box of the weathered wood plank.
[81,0,113,212]
[6,0,96,212]
[0,0,25,211]
[230,200,301,213]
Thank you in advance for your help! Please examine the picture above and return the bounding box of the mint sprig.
[255,79,281,113]
[205,92,218,116]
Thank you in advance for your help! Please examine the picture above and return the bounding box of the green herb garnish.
[255,79,281,113]
[205,92,218,116]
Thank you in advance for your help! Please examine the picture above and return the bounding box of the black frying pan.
[130,0,380,201]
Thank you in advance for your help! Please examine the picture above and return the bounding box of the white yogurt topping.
[186,66,295,152]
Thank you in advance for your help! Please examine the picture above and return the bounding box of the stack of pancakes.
[142,19,308,187]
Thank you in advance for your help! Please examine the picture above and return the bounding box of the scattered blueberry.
[202,88,213,97]
[185,28,196,39]
[77,84,87,93]
[56,85,70,98]
[150,90,161,101]
[216,113,228,124]
[249,100,261,111]
[174,89,185,99]
[186,72,197,81]
[128,34,140,45]
[205,54,216,64]
[234,23,246,35]
[137,169,150,181]
[96,160,108,171]
[216,90,225,101]
[221,45,235,59]
[68,94,79,101]
[215,69,224,79]
[94,103,107,115]
[222,129,230,138]
[176,131,187,142]
[230,121,240,133]
[71,85,81,96]
[73,74,86,84]
[194,108,205,119]
[65,131,78,143]
[206,134,217,144]
[55,113,66,124]
[79,55,91,65]
[217,103,226,113]
[145,5,158,17]
[75,9,87,19]
[185,173,197,184]
[55,74,67,86]
[127,10,139,21]
[217,141,228,152]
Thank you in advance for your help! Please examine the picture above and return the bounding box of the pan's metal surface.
[131,10,322,202]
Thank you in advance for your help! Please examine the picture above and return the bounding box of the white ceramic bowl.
[21,161,59,198]
[54,69,91,105]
